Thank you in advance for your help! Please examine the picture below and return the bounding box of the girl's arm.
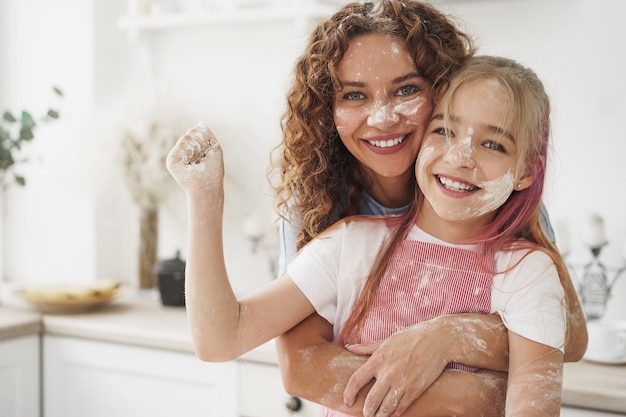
[276,313,507,417]
[506,332,563,416]
[167,124,315,362]
[561,272,588,362]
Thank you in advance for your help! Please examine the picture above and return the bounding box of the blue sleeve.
[278,216,298,277]
[539,202,555,243]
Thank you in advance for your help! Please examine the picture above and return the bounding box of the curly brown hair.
[270,0,475,251]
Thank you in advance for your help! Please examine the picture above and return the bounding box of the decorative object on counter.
[566,213,626,320]
[243,213,279,279]
[584,319,626,365]
[154,250,186,306]
[14,280,121,314]
[121,119,180,289]
[0,86,63,188]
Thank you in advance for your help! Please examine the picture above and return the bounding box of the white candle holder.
[568,243,626,320]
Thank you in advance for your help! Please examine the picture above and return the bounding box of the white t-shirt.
[288,217,566,350]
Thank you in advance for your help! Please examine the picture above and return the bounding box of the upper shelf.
[118,3,337,31]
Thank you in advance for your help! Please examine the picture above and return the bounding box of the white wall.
[0,0,99,284]
[1,0,625,316]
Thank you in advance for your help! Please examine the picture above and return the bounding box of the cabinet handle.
[285,396,302,412]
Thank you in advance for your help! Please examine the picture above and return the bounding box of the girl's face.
[416,79,533,231]
[333,34,433,184]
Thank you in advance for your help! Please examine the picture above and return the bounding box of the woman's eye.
[341,91,365,100]
[397,84,421,96]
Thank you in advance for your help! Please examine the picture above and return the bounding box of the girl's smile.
[416,78,533,241]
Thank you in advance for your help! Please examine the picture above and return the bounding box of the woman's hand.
[343,314,509,417]
[166,122,223,196]
[343,325,450,417]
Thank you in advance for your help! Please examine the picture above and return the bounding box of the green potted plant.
[0,86,63,188]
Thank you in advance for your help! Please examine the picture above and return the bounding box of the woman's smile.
[362,132,410,154]
[333,33,433,181]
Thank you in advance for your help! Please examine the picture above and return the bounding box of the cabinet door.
[0,334,40,417]
[44,335,237,417]
[239,361,321,417]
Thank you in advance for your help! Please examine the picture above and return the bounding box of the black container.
[155,250,186,307]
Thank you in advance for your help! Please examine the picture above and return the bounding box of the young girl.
[166,55,566,417]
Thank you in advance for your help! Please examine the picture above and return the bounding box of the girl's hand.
[166,122,223,196]
[343,325,450,417]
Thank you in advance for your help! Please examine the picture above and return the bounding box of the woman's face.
[333,34,433,183]
[416,79,531,229]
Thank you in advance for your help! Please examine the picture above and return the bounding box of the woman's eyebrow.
[392,72,422,84]
[340,72,423,88]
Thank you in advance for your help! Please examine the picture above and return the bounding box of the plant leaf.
[21,111,35,129]
[47,109,60,119]
[0,150,14,170]
[53,86,63,96]
[0,126,9,141]
[3,111,17,123]
[14,174,26,186]
[20,127,34,140]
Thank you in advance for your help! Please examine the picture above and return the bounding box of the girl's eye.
[341,91,366,101]
[433,126,453,137]
[396,84,421,96]
[483,141,507,153]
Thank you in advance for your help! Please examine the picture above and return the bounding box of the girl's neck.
[415,201,494,245]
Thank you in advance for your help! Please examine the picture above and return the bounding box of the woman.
[270,1,587,416]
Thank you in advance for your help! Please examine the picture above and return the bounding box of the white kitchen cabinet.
[239,361,321,417]
[561,406,624,416]
[0,334,40,417]
[43,335,238,417]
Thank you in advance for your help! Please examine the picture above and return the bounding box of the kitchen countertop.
[1,288,625,413]
[0,306,41,341]
[562,361,626,414]
[0,287,276,364]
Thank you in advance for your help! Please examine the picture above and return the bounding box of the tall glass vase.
[138,207,158,289]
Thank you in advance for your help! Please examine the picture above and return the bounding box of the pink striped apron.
[323,240,495,417]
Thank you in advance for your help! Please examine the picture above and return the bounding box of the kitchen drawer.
[0,334,40,417]
[44,335,237,417]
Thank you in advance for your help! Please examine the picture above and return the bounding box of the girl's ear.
[516,155,545,191]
